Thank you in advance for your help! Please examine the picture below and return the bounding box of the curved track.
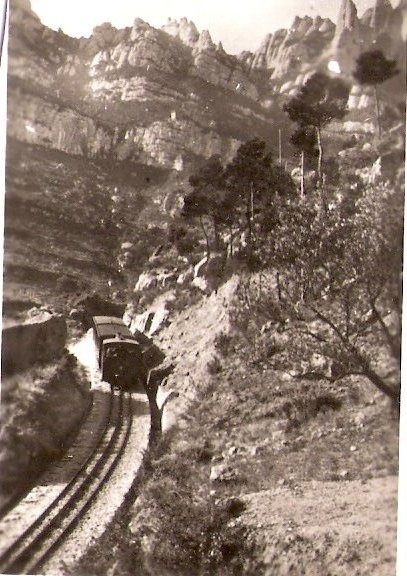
[0,388,134,575]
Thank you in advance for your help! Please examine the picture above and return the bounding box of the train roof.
[93,316,126,326]
[92,316,133,340]
[103,337,140,346]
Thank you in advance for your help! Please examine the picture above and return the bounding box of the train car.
[92,316,146,390]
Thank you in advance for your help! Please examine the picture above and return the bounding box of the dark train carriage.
[92,316,146,390]
[92,316,134,365]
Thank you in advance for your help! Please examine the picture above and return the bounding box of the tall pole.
[278,128,282,166]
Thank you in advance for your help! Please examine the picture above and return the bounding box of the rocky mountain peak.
[335,0,358,35]
[290,15,313,35]
[131,17,151,36]
[369,0,394,30]
[161,17,199,47]
[90,22,121,48]
[248,13,335,79]
[195,29,215,51]
[13,0,32,11]
[11,0,41,30]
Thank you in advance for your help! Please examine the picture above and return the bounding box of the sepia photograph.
[0,0,405,574]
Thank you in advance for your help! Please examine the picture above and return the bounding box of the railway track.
[0,387,134,575]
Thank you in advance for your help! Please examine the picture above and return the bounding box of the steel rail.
[0,386,118,573]
[30,390,134,575]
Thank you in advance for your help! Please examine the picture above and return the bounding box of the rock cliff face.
[243,0,405,95]
[245,16,336,81]
[7,0,406,168]
[7,0,262,168]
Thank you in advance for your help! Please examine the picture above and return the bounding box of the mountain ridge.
[7,0,406,170]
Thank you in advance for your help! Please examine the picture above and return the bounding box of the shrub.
[207,356,223,375]
[167,285,203,314]
[214,331,235,357]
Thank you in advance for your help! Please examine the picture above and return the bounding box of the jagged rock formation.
[7,0,406,168]
[245,16,336,81]
[242,0,405,96]
[7,0,263,168]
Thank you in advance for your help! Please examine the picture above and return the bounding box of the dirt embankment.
[1,313,67,374]
[0,353,91,508]
[154,276,239,427]
[74,276,399,576]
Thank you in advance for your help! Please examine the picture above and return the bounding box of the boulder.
[210,463,237,483]
[1,314,67,374]
[192,276,209,293]
[134,272,158,292]
[149,307,170,335]
[131,311,156,334]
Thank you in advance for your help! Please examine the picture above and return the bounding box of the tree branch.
[370,298,401,362]
[309,305,400,403]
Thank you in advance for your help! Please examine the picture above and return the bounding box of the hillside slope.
[3,139,169,313]
[73,277,399,576]
[7,0,406,171]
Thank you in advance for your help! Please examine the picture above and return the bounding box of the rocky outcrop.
[367,0,395,32]
[7,90,114,156]
[6,0,405,170]
[130,119,240,168]
[1,312,67,374]
[246,0,404,83]
[161,17,199,47]
[247,16,335,79]
[335,0,359,37]
[191,30,258,98]
[86,19,258,100]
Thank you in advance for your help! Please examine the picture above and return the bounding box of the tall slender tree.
[290,126,318,196]
[353,49,399,140]
[284,72,350,183]
[224,138,295,261]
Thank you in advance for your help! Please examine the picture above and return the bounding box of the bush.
[207,355,223,375]
[130,429,253,576]
[214,332,235,357]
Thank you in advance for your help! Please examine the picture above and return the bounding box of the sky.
[29,0,397,55]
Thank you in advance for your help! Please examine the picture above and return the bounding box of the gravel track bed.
[0,381,112,558]
[0,331,151,575]
[42,393,150,576]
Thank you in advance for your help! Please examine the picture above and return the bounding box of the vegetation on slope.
[72,60,403,576]
[73,289,399,575]
[3,139,170,312]
[0,353,91,509]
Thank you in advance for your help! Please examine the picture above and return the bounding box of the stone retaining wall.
[1,313,67,375]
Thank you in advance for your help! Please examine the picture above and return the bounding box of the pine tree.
[284,72,350,183]
[353,49,399,139]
